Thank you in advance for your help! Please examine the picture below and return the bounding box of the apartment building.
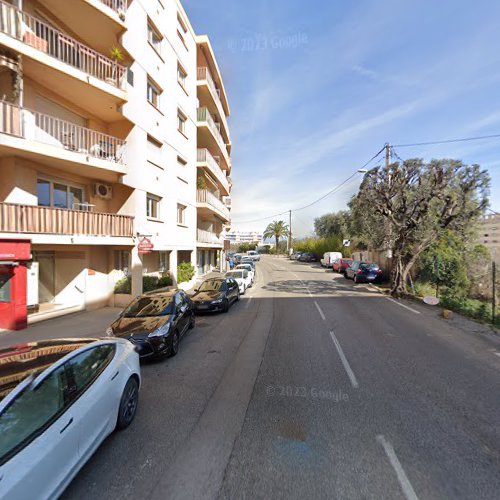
[478,213,500,263]
[225,230,263,246]
[0,0,232,329]
[195,36,232,275]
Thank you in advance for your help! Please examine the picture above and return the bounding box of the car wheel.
[170,331,180,357]
[353,276,357,284]
[189,313,195,329]
[223,298,230,313]
[116,377,139,430]
[236,291,240,301]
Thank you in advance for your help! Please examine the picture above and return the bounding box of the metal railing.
[0,0,126,88]
[0,100,125,164]
[197,228,223,245]
[99,0,128,15]
[0,202,134,237]
[197,189,230,219]
[197,148,229,193]
[197,67,223,105]
[197,107,228,160]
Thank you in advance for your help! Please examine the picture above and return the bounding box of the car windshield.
[122,296,174,317]
[361,263,379,270]
[226,272,243,279]
[198,280,223,292]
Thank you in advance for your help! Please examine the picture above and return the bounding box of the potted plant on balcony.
[107,46,124,86]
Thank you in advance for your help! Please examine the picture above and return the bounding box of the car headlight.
[148,323,170,338]
[213,298,223,304]
[105,326,114,337]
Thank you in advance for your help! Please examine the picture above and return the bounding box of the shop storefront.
[0,239,31,330]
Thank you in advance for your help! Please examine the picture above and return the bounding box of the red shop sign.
[138,237,154,254]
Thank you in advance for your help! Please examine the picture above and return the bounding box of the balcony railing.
[197,228,223,245]
[0,0,126,88]
[0,202,134,237]
[197,67,223,106]
[0,100,125,164]
[197,107,228,159]
[197,148,229,192]
[197,189,230,219]
[99,0,128,15]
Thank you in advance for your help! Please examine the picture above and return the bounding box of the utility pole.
[493,261,497,325]
[288,209,292,255]
[385,143,393,260]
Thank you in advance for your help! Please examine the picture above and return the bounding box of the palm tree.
[263,220,289,255]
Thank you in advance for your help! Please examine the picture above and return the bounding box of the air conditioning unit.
[93,183,113,199]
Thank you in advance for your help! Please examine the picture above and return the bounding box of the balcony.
[197,107,230,170]
[197,228,223,247]
[0,100,126,181]
[197,149,230,195]
[197,189,230,222]
[36,0,128,56]
[197,67,230,143]
[0,202,134,239]
[0,0,127,121]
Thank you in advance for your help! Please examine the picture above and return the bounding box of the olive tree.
[351,159,489,296]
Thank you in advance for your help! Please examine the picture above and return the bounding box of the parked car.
[107,288,195,359]
[225,270,251,294]
[235,263,255,284]
[0,338,140,500]
[345,261,365,280]
[333,258,353,274]
[240,257,256,270]
[320,252,343,267]
[247,250,261,261]
[298,252,319,262]
[233,254,243,265]
[191,277,240,313]
[290,252,302,260]
[352,262,383,283]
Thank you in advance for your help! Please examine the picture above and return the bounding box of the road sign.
[342,239,351,247]
[138,237,154,254]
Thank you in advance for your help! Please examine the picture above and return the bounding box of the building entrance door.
[34,251,55,304]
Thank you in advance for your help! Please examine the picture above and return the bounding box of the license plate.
[198,305,209,310]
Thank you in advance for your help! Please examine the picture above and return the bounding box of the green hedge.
[113,275,173,294]
[177,262,195,284]
[293,236,349,258]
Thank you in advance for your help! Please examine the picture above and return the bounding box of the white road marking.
[386,297,421,315]
[494,352,500,358]
[245,296,253,309]
[314,301,326,321]
[376,435,419,500]
[329,330,359,389]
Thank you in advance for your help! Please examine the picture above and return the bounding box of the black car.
[352,262,383,283]
[108,288,195,359]
[191,278,240,313]
[298,252,318,262]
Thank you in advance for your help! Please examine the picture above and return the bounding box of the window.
[127,67,134,86]
[0,271,12,302]
[177,109,187,135]
[177,12,188,33]
[37,178,85,210]
[0,365,68,463]
[177,155,187,167]
[114,250,131,274]
[177,63,187,88]
[147,194,160,218]
[147,78,161,108]
[147,19,162,54]
[177,203,186,225]
[67,346,115,397]
[159,251,169,272]
[147,134,163,167]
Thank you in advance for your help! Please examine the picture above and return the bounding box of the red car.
[332,258,353,274]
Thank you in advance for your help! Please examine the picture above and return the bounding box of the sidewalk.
[0,307,122,349]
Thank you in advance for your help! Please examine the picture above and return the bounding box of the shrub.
[177,262,195,283]
[114,276,131,294]
[113,274,173,294]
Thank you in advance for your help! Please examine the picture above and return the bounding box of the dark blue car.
[353,262,382,283]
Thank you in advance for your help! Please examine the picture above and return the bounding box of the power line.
[230,147,385,224]
[394,133,500,148]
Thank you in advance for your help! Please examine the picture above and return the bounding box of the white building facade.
[0,0,232,325]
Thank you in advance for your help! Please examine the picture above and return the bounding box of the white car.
[0,338,140,500]
[225,270,251,294]
[235,264,255,284]
[320,251,343,267]
[247,250,261,261]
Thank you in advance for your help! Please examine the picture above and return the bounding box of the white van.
[320,252,343,267]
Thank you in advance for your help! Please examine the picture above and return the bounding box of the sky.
[184,0,500,237]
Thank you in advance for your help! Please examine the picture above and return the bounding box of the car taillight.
[357,269,363,274]
[377,269,382,274]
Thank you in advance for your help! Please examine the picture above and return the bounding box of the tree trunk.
[275,235,279,255]
[390,255,407,296]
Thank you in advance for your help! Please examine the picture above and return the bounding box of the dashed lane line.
[314,301,326,321]
[329,330,359,389]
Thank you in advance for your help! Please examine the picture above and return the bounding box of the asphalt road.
[63,255,500,500]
